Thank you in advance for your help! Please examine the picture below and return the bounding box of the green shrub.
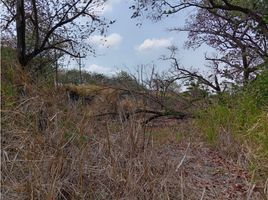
[197,103,233,143]
[196,70,268,176]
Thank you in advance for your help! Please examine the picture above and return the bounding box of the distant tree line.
[58,69,144,89]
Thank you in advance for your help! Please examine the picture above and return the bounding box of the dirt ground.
[140,119,268,199]
[151,141,266,199]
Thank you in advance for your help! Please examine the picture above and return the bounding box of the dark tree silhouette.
[1,0,113,68]
[130,0,268,85]
[175,8,268,84]
[131,0,268,37]
[162,46,222,93]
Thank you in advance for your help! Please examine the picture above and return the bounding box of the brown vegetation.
[1,69,267,199]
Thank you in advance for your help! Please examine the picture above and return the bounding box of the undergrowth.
[1,57,267,198]
[1,66,190,199]
[197,71,268,178]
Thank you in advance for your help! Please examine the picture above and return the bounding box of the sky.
[76,0,216,77]
[2,0,213,76]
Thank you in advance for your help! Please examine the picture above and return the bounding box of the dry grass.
[1,87,185,199]
[1,80,267,199]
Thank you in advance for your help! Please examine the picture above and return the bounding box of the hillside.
[1,0,268,199]
[1,51,268,199]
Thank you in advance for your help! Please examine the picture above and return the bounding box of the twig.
[61,133,77,149]
[200,187,206,200]
[180,171,184,200]
[15,96,39,109]
[49,112,60,121]
[175,143,190,172]
[247,183,255,200]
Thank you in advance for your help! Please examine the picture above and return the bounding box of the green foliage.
[59,69,145,91]
[1,46,56,88]
[1,47,17,107]
[197,104,231,143]
[184,81,209,100]
[247,70,268,107]
[196,70,268,175]
[1,65,15,98]
[1,46,17,65]
[59,69,104,85]
[175,132,183,143]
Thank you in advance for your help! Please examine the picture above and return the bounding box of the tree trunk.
[78,54,82,84]
[16,0,27,67]
[241,48,250,85]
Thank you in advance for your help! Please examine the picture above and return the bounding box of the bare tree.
[131,0,268,37]
[175,8,268,84]
[130,0,268,85]
[161,46,222,93]
[1,0,112,69]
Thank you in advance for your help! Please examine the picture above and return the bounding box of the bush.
[196,70,268,178]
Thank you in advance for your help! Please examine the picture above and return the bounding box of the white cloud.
[85,64,118,76]
[89,33,122,49]
[136,38,173,52]
[104,0,122,13]
[94,0,122,15]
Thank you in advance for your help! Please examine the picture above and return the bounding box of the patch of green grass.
[175,132,182,142]
[196,104,233,143]
[196,71,268,177]
[75,135,89,148]
[145,126,182,144]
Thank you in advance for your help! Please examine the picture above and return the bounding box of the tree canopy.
[130,0,268,87]
[1,0,113,68]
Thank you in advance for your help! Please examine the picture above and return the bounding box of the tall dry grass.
[1,82,193,200]
[1,65,267,199]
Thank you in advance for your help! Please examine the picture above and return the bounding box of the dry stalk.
[176,143,191,172]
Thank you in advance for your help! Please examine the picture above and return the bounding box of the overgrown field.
[1,64,268,199]
[197,72,268,176]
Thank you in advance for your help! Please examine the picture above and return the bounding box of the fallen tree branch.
[92,108,194,125]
